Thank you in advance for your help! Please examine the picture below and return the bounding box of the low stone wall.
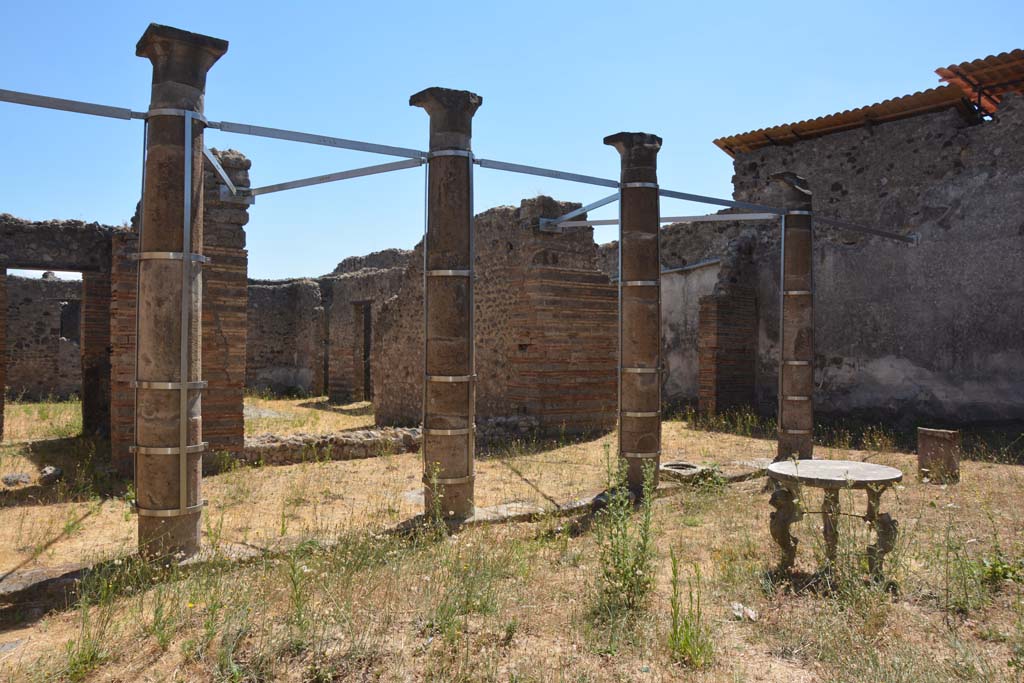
[243,427,421,465]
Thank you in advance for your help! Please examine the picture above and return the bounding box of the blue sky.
[2,0,1021,279]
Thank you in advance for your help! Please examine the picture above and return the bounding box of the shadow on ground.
[296,399,374,417]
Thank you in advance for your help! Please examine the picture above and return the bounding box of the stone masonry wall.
[5,275,82,400]
[730,96,1024,423]
[322,267,406,403]
[246,279,325,397]
[373,197,618,437]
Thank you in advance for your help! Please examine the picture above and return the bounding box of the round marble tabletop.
[767,459,903,489]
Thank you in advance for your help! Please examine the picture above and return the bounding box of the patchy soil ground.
[0,397,1022,682]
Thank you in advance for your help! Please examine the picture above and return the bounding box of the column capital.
[136,24,228,98]
[604,132,662,184]
[409,87,483,150]
[769,171,812,209]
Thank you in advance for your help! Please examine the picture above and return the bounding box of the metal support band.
[132,500,207,518]
[422,474,475,486]
[426,269,471,277]
[784,360,810,366]
[621,367,660,374]
[427,150,473,159]
[621,182,659,189]
[147,108,208,125]
[130,251,210,264]
[780,429,811,435]
[622,451,661,459]
[426,374,475,383]
[132,380,208,390]
[622,411,660,418]
[423,427,474,436]
[786,210,813,216]
[621,280,659,287]
[783,290,812,296]
[784,396,811,401]
[131,442,209,456]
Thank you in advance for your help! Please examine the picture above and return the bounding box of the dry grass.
[244,395,375,437]
[1,398,1022,682]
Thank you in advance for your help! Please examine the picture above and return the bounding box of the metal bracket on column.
[426,374,475,382]
[622,182,659,189]
[784,360,810,366]
[423,427,474,436]
[132,500,207,518]
[783,396,811,401]
[427,150,473,159]
[422,474,475,486]
[621,280,659,287]
[426,269,471,277]
[130,251,210,264]
[147,108,209,125]
[131,443,209,455]
[621,366,661,374]
[178,111,196,514]
[780,429,811,435]
[622,411,660,418]
[622,451,661,459]
[783,290,812,296]
[132,380,208,390]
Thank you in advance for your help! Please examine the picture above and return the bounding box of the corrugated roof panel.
[936,49,1024,113]
[713,86,972,157]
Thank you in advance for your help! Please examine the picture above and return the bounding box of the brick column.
[0,268,5,440]
[135,24,227,559]
[411,87,482,520]
[81,271,112,436]
[773,173,814,461]
[110,231,138,475]
[202,150,250,464]
[605,132,663,496]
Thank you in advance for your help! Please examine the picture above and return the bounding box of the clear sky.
[2,0,1021,280]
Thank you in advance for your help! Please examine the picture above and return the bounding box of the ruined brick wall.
[599,221,758,410]
[0,214,116,434]
[4,275,82,400]
[322,266,406,403]
[373,197,617,436]
[246,280,324,396]
[111,149,249,472]
[202,150,249,456]
[697,286,757,414]
[110,230,137,472]
[327,249,412,276]
[81,271,112,435]
[729,95,1024,423]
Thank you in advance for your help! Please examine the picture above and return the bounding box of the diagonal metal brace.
[539,192,621,233]
[203,147,237,196]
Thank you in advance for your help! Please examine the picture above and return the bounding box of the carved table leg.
[866,487,899,579]
[769,485,800,570]
[822,489,840,565]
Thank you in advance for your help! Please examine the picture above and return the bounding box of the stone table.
[767,459,903,576]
